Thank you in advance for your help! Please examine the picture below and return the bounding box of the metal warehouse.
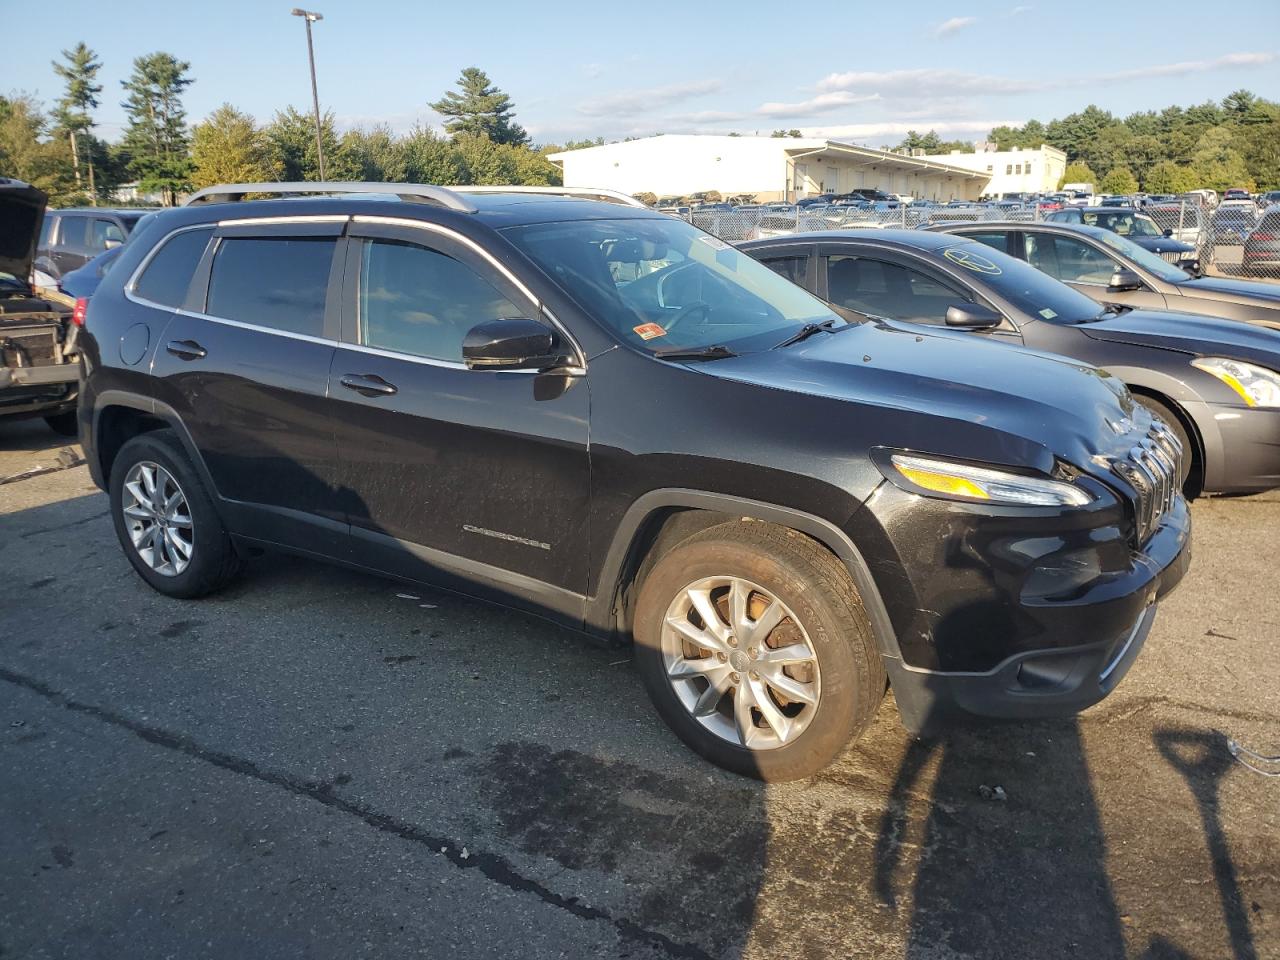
[548,134,991,202]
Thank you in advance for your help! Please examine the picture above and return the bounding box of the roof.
[547,134,988,180]
[48,207,154,216]
[743,228,970,250]
[928,219,1117,240]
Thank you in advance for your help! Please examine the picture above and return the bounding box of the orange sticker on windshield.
[633,323,667,340]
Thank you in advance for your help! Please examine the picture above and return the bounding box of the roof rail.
[183,181,476,213]
[452,185,648,208]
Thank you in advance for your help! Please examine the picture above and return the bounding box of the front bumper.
[853,483,1192,735]
[1191,400,1280,493]
[0,363,80,418]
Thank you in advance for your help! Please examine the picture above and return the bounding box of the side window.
[134,228,214,308]
[826,255,967,325]
[1030,235,1116,284]
[59,216,88,249]
[89,219,126,252]
[358,239,525,363]
[207,237,336,336]
[758,255,809,288]
[962,231,1010,255]
[39,216,56,248]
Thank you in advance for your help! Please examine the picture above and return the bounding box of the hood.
[701,320,1139,477]
[1129,236,1195,255]
[1082,309,1280,366]
[1179,274,1280,307]
[0,179,46,283]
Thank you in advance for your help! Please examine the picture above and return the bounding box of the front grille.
[1159,251,1184,263]
[1112,421,1182,545]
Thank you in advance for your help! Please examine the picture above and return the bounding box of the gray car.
[926,220,1280,330]
[740,229,1280,496]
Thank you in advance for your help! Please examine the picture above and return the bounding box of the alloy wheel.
[660,576,821,750]
[121,460,194,577]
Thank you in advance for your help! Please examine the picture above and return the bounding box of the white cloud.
[818,68,1039,97]
[934,16,977,37]
[801,119,1025,144]
[577,79,722,117]
[755,91,881,118]
[1095,51,1277,83]
[1008,4,1032,15]
[582,63,603,79]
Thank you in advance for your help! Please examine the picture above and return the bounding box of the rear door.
[51,214,91,275]
[148,218,347,555]
[328,219,591,620]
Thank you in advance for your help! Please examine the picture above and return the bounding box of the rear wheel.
[1134,394,1195,493]
[108,430,242,598]
[633,522,885,781]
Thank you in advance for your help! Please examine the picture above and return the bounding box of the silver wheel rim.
[121,461,193,577]
[661,576,821,751]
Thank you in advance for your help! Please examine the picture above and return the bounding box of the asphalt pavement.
[1,418,1276,960]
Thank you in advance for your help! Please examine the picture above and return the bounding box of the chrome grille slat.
[1112,421,1182,545]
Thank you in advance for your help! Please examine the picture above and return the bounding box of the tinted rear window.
[134,228,213,308]
[207,237,335,336]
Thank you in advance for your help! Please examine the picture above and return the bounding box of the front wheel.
[633,522,885,781]
[108,429,242,598]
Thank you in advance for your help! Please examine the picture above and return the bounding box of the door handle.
[340,373,398,397]
[166,339,207,360]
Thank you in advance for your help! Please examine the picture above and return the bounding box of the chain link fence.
[667,197,1280,283]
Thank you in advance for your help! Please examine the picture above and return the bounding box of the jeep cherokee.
[78,182,1191,780]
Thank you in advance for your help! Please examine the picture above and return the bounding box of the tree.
[1058,160,1097,188]
[1143,160,1197,194]
[120,52,194,205]
[340,124,407,182]
[429,67,528,146]
[1099,166,1139,195]
[50,42,102,200]
[453,132,518,184]
[771,129,802,138]
[191,104,278,188]
[399,126,466,184]
[264,106,354,181]
[633,191,658,206]
[0,93,78,204]
[1191,125,1254,191]
[1222,89,1257,117]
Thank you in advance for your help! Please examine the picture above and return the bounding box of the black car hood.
[1129,236,1195,255]
[0,180,46,283]
[703,320,1139,475]
[1178,275,1280,306]
[1081,309,1280,365]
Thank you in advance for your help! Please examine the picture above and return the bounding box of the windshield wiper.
[773,317,840,349]
[654,344,738,362]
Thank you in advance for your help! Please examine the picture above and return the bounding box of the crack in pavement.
[17,510,110,539]
[0,665,712,960]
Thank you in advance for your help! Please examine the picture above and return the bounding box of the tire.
[633,521,885,781]
[1133,394,1195,493]
[43,410,78,437]
[108,429,242,599]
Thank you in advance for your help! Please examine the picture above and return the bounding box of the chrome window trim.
[170,307,335,347]
[217,215,351,227]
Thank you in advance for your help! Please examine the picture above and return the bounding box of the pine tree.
[429,68,528,146]
[51,43,102,201]
[191,104,278,188]
[120,52,194,205]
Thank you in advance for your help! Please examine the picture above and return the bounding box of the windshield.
[503,217,842,354]
[1091,230,1191,282]
[947,239,1107,324]
[1085,211,1162,238]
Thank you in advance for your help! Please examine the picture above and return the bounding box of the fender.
[90,390,225,518]
[587,488,904,666]
[1101,364,1214,483]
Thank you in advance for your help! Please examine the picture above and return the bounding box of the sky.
[3,0,1278,148]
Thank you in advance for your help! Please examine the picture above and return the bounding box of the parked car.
[36,207,153,280]
[56,210,161,300]
[78,181,1189,780]
[743,228,1280,497]
[929,220,1280,328]
[1045,207,1197,262]
[1255,190,1280,211]
[1243,205,1280,276]
[1210,205,1258,245]
[0,179,81,435]
[1144,203,1205,245]
[1099,196,1134,208]
[1222,189,1252,203]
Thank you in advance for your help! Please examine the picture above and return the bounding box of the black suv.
[36,207,151,280]
[79,182,1190,780]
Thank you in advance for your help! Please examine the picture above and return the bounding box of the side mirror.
[1108,268,1145,292]
[944,302,1003,330]
[1178,258,1203,278]
[1162,227,1174,238]
[462,318,567,371]
[104,238,123,250]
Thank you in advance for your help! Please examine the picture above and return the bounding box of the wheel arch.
[589,489,902,663]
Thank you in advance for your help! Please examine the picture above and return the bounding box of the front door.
[1021,232,1169,311]
[329,221,591,622]
[149,221,346,554]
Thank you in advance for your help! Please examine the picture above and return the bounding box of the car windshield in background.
[945,239,1105,324]
[1085,212,1162,238]
[1091,230,1193,282]
[503,217,843,354]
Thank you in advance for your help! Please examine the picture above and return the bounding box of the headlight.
[887,454,1093,507]
[1191,357,1280,407]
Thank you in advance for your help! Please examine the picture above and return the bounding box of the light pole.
[291,8,326,180]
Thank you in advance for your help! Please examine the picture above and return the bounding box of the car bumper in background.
[1191,401,1280,493]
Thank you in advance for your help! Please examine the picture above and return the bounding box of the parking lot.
[1,418,1276,960]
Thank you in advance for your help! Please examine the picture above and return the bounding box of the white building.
[548,135,990,203]
[922,143,1067,198]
